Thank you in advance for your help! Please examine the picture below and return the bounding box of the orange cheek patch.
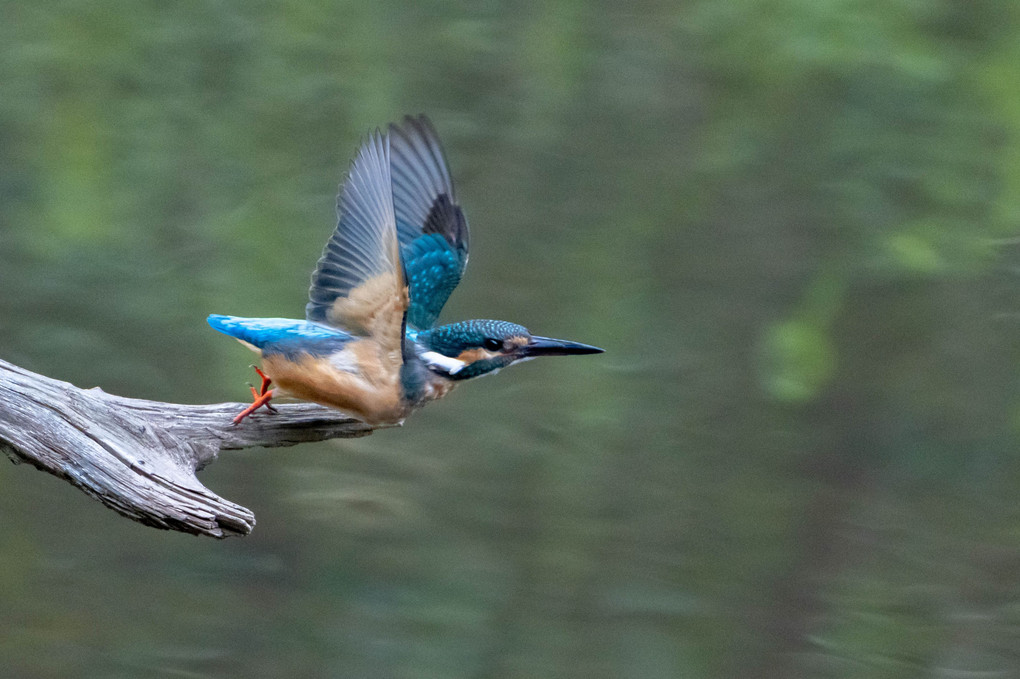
[456,348,498,363]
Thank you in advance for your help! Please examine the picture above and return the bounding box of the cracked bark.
[0,358,379,538]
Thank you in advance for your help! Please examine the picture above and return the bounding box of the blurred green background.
[2,1,1020,677]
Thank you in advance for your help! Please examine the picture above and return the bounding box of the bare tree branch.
[0,358,379,538]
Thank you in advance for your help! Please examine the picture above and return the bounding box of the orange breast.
[261,345,409,425]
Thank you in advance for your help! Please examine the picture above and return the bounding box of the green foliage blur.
[1,1,1019,677]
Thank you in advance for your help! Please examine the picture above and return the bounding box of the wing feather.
[306,131,407,350]
[388,115,469,329]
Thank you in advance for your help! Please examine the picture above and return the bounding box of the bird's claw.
[233,365,275,425]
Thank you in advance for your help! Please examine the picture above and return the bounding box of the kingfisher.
[208,115,603,425]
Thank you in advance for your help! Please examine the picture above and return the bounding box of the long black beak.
[523,335,605,357]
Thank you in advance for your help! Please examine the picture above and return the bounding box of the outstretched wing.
[388,115,469,329]
[306,131,407,354]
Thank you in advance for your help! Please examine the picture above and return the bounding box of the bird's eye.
[483,338,503,352]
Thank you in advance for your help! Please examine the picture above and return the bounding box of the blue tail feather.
[207,315,352,357]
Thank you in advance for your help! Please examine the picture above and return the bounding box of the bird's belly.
[262,349,408,425]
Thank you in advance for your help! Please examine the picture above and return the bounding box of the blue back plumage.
[207,315,352,359]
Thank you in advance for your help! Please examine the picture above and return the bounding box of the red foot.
[233,366,275,424]
[252,366,271,396]
[233,389,276,424]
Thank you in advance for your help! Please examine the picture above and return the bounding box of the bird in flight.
[209,115,603,425]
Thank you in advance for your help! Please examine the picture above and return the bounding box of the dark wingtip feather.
[423,194,468,254]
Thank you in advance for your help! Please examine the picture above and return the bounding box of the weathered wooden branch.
[0,358,379,538]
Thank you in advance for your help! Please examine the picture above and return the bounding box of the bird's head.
[415,319,603,380]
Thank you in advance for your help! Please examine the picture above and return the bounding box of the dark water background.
[2,2,1020,677]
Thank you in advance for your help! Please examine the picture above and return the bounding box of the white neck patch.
[421,351,466,375]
